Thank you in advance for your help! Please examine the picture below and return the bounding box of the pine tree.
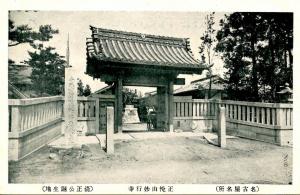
[24,46,65,96]
[9,17,58,47]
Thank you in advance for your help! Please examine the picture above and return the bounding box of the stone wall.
[173,117,215,132]
[9,120,62,161]
[226,120,293,146]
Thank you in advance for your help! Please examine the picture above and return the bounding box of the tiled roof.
[93,84,114,94]
[86,26,203,70]
[277,87,293,94]
[174,75,225,94]
[174,83,199,94]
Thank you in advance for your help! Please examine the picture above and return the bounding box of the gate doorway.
[90,94,116,134]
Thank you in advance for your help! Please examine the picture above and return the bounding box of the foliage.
[24,46,65,96]
[9,18,58,47]
[122,88,138,106]
[77,79,92,97]
[77,78,84,96]
[83,84,91,96]
[216,12,293,102]
[8,60,18,84]
[199,12,217,99]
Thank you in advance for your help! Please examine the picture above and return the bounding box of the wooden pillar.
[156,86,163,130]
[156,86,167,130]
[116,77,123,133]
[168,81,174,132]
[95,98,100,134]
[164,85,169,131]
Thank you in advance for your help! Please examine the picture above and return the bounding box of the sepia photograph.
[1,0,299,194]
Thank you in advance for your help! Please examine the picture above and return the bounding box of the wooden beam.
[174,78,185,85]
[123,75,168,87]
[98,72,180,87]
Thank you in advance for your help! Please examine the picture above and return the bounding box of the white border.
[1,0,299,194]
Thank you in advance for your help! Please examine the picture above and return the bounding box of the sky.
[9,11,227,94]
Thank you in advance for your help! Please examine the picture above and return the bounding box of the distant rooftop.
[174,75,225,95]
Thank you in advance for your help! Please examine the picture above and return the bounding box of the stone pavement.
[122,123,148,131]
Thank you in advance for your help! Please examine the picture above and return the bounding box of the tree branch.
[8,42,21,47]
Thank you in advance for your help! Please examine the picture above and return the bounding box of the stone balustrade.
[174,99,218,118]
[62,96,98,118]
[8,96,99,160]
[173,98,293,146]
[8,96,64,160]
[9,96,63,134]
[8,95,293,161]
[219,100,293,130]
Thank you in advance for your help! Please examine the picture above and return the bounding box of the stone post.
[106,106,114,154]
[218,106,226,148]
[64,67,78,145]
[10,106,22,133]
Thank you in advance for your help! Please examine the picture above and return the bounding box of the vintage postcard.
[1,0,299,194]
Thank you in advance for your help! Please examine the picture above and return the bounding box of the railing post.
[276,106,285,128]
[261,107,265,124]
[251,107,255,122]
[10,106,22,133]
[242,106,246,121]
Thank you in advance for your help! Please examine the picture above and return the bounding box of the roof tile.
[87,26,203,69]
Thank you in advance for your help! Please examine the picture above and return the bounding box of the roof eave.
[88,55,205,74]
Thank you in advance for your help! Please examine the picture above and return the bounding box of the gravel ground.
[9,136,292,184]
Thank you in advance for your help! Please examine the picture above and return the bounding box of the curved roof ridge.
[90,25,190,47]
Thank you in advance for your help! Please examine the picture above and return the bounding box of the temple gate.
[86,26,206,133]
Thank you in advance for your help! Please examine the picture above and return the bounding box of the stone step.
[122,123,148,131]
